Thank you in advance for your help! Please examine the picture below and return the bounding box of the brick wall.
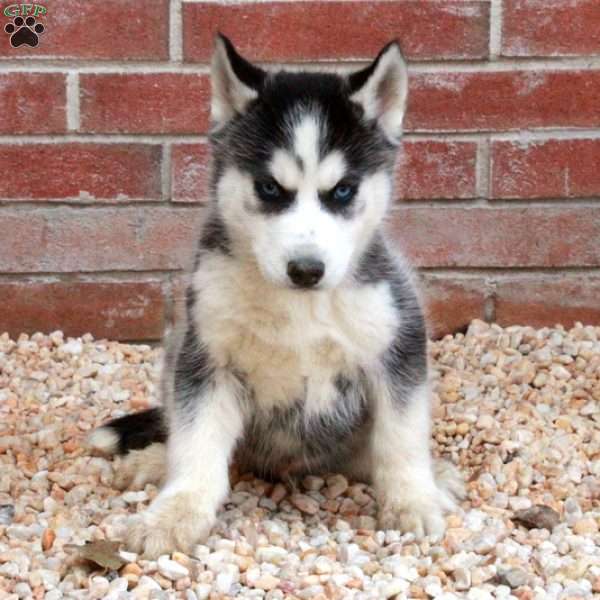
[1,0,599,341]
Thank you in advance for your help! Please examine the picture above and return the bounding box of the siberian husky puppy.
[89,34,463,558]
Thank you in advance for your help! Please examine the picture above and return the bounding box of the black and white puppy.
[89,35,463,558]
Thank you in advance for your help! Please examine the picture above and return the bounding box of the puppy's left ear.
[211,33,267,128]
[348,41,409,144]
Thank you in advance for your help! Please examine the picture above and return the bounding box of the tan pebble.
[409,584,427,598]
[172,552,190,566]
[324,474,349,499]
[123,573,139,589]
[121,563,143,577]
[346,578,363,589]
[362,561,379,575]
[254,574,279,590]
[235,556,254,572]
[322,499,340,513]
[302,475,324,491]
[573,518,598,535]
[290,494,319,515]
[175,577,191,591]
[154,574,173,589]
[338,498,359,516]
[62,439,78,454]
[130,395,149,410]
[456,422,470,435]
[41,528,56,551]
[269,483,287,504]
[235,540,253,556]
[555,416,572,432]
[446,514,463,528]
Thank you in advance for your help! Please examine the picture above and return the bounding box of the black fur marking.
[218,33,266,91]
[356,235,428,400]
[102,407,167,455]
[198,210,231,256]
[240,373,370,478]
[210,67,395,214]
[253,178,295,214]
[173,322,215,414]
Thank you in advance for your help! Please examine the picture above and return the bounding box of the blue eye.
[332,183,355,203]
[259,180,280,198]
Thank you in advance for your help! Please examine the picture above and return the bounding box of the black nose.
[287,258,325,288]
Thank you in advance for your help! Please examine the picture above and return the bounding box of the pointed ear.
[348,41,409,144]
[211,34,267,127]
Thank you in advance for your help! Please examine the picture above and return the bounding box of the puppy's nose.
[287,258,325,288]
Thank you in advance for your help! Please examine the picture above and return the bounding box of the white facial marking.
[293,115,320,174]
[317,151,346,190]
[270,149,301,190]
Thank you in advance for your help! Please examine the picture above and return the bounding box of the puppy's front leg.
[371,380,458,539]
[127,370,244,557]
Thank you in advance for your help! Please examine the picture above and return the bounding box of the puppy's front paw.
[126,491,214,558]
[378,493,447,540]
[377,464,462,540]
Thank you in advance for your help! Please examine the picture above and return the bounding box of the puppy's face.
[210,36,408,290]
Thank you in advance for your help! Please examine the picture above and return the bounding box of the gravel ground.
[0,320,598,600]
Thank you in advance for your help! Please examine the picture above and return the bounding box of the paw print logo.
[5,16,45,48]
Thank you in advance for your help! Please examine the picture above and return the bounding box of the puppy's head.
[210,35,408,290]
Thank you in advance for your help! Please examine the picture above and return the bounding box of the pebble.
[157,555,189,580]
[1,323,599,599]
[0,504,15,525]
[498,567,529,589]
[573,518,598,535]
[253,574,280,590]
[290,494,320,515]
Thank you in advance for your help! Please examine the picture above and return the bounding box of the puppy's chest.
[194,262,399,409]
[213,296,394,408]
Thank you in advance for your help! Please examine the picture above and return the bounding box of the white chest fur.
[192,255,399,412]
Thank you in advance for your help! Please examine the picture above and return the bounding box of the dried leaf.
[69,540,125,570]
[513,505,560,531]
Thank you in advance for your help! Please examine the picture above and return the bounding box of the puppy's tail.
[87,407,167,456]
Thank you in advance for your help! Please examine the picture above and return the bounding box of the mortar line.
[169,0,183,62]
[489,0,503,59]
[66,72,80,132]
[3,57,600,72]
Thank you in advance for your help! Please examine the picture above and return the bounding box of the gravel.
[0,320,598,599]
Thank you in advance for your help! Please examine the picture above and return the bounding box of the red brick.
[389,207,600,268]
[171,143,211,202]
[420,275,488,338]
[0,1,169,60]
[0,73,65,134]
[491,138,600,199]
[80,74,210,134]
[495,276,600,329]
[406,70,600,132]
[0,279,165,340]
[503,0,600,57]
[0,144,162,201]
[183,1,490,62]
[396,141,478,200]
[0,207,201,273]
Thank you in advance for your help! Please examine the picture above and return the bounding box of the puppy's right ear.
[211,34,266,127]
